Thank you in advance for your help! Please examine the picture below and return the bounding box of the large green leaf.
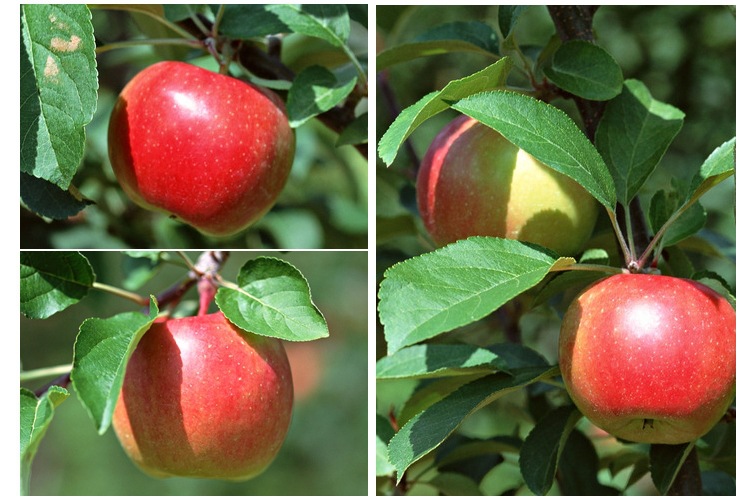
[71,299,158,434]
[215,257,329,342]
[595,79,685,204]
[377,58,513,166]
[20,4,97,189]
[544,40,623,101]
[451,91,617,211]
[378,237,569,355]
[20,251,94,319]
[388,367,556,481]
[379,238,566,354]
[20,386,70,495]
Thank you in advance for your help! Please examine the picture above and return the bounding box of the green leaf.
[376,414,397,477]
[215,257,329,342]
[388,367,556,482]
[378,237,564,355]
[451,91,616,211]
[686,137,736,206]
[413,21,499,54]
[20,4,98,189]
[336,112,368,146]
[20,386,70,496]
[20,172,91,220]
[650,442,695,494]
[20,251,95,319]
[71,298,158,434]
[266,4,350,48]
[497,6,529,38]
[377,20,500,71]
[544,40,623,101]
[287,65,357,127]
[518,405,582,495]
[648,190,707,247]
[121,251,166,290]
[216,5,291,38]
[377,58,513,166]
[376,343,548,379]
[595,79,685,204]
[558,429,620,495]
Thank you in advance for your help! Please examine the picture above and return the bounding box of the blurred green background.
[21,6,368,249]
[20,251,367,495]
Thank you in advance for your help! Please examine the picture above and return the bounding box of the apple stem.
[20,364,73,384]
[606,209,635,266]
[96,38,203,55]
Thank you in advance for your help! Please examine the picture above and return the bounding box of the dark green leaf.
[413,21,499,55]
[20,386,70,496]
[20,4,97,189]
[215,257,329,342]
[650,442,695,494]
[452,91,616,211]
[379,237,564,354]
[558,429,620,495]
[217,4,291,38]
[20,251,94,319]
[389,368,557,481]
[701,471,736,496]
[287,65,357,127]
[649,190,707,247]
[544,40,623,101]
[336,112,368,146]
[346,4,367,28]
[377,58,512,166]
[71,299,158,434]
[518,405,582,495]
[20,172,91,220]
[595,79,685,204]
[498,6,529,38]
[377,39,500,70]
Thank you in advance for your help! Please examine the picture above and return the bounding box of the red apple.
[108,61,295,237]
[559,273,735,444]
[112,312,293,480]
[417,115,598,256]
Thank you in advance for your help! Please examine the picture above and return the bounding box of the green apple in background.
[416,115,598,256]
[113,312,294,480]
[108,61,295,237]
[559,273,735,444]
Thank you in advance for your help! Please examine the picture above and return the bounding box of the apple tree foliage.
[376,5,735,496]
[19,250,329,495]
[20,4,368,249]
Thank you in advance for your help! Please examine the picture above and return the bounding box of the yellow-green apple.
[559,273,735,444]
[112,312,293,480]
[416,115,598,255]
[108,61,295,237]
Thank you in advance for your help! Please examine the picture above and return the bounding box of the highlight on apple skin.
[416,115,599,256]
[112,312,294,480]
[558,273,735,445]
[108,61,295,237]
